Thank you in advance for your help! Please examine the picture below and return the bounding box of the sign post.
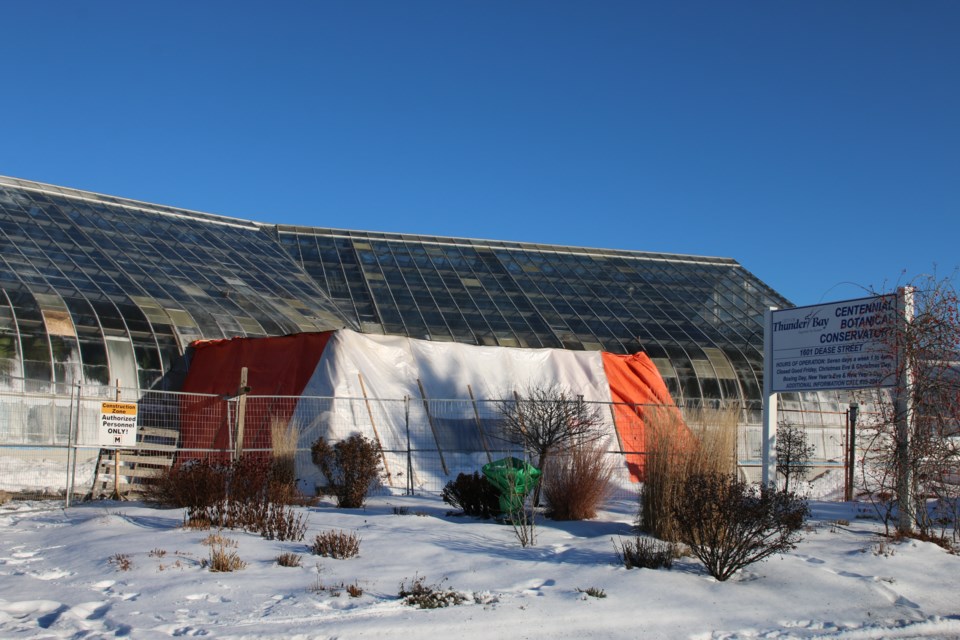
[761,307,778,486]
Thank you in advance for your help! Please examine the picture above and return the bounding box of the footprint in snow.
[185,593,229,604]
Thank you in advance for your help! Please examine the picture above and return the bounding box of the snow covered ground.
[0,493,958,639]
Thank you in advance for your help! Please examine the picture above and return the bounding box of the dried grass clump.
[203,536,245,572]
[311,529,361,559]
[276,552,302,567]
[640,404,739,542]
[542,440,616,521]
[108,553,132,571]
[270,417,300,489]
[207,544,246,572]
[613,535,680,570]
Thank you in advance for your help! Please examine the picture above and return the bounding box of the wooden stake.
[235,367,249,460]
[358,373,393,486]
[467,384,492,463]
[608,403,624,452]
[417,379,449,475]
[113,379,121,499]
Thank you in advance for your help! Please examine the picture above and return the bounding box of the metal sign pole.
[761,307,779,487]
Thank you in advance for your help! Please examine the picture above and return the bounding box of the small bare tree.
[496,385,605,506]
[856,273,960,540]
[776,421,815,493]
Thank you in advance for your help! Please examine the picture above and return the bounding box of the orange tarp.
[601,352,685,482]
[179,332,334,453]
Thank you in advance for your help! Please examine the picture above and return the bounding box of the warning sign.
[99,402,138,448]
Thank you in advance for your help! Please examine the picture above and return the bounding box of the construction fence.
[0,380,856,505]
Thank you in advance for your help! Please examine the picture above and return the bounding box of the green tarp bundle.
[481,457,541,515]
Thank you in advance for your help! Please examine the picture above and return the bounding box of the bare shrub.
[398,574,467,609]
[542,439,616,520]
[161,456,308,542]
[776,421,815,493]
[346,582,363,598]
[276,552,302,567]
[311,435,382,508]
[673,473,808,581]
[640,404,738,542]
[856,276,960,540]
[311,529,361,559]
[613,535,679,570]
[496,385,605,506]
[442,472,500,519]
[507,501,537,548]
[143,458,229,511]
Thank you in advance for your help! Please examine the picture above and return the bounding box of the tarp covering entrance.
[179,329,684,488]
[601,352,684,481]
[179,332,333,453]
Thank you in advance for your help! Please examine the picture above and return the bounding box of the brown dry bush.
[149,455,307,541]
[310,529,361,559]
[673,473,808,581]
[640,404,739,542]
[311,435,382,508]
[143,458,229,512]
[542,439,616,520]
[276,552,302,567]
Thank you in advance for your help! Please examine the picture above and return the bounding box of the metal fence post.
[64,383,77,508]
[405,396,413,496]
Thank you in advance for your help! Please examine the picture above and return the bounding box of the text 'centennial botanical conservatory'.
[0,176,849,482]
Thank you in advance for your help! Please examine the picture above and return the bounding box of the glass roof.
[0,175,843,413]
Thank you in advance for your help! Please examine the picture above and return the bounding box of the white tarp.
[291,330,621,492]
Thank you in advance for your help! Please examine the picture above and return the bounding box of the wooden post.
[235,367,249,460]
[607,403,624,452]
[417,379,449,475]
[358,373,393,485]
[113,379,121,499]
[513,391,529,440]
[467,384,492,463]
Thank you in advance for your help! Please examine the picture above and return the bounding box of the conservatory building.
[0,176,849,493]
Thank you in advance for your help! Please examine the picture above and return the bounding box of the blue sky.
[1,1,957,306]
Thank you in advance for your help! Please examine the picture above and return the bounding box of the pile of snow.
[0,494,958,639]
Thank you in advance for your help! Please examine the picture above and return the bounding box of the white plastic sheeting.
[291,330,622,493]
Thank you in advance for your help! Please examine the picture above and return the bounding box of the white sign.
[770,294,898,392]
[98,402,138,448]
